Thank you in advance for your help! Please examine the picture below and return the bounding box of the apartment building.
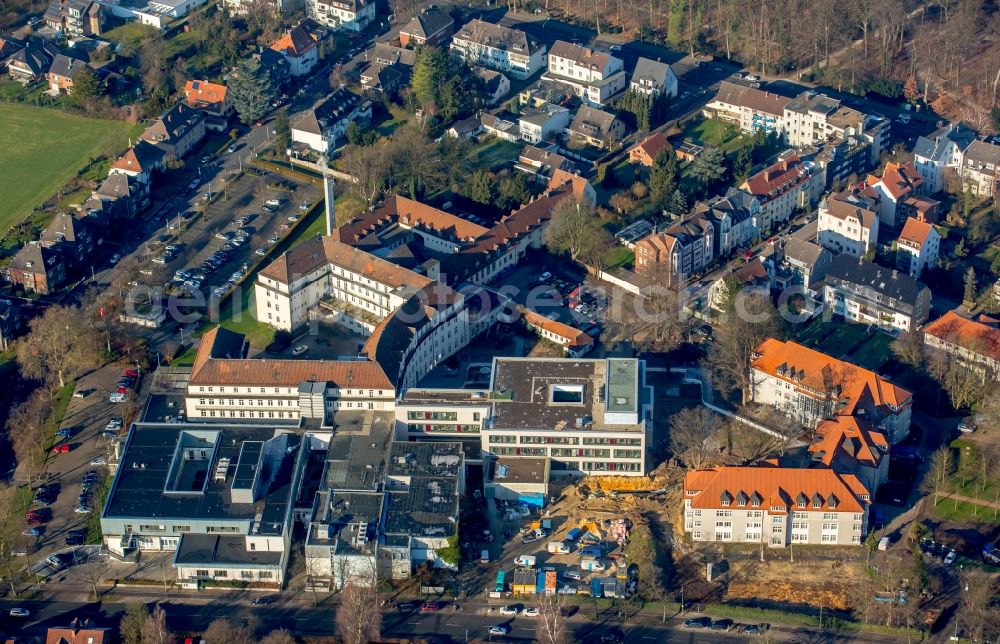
[182,79,233,130]
[395,389,492,441]
[740,153,817,231]
[782,91,889,165]
[895,217,940,279]
[269,25,318,77]
[139,102,206,160]
[705,81,789,134]
[764,236,831,292]
[751,338,912,442]
[399,6,454,46]
[823,254,931,333]
[306,0,375,32]
[683,466,869,547]
[481,357,653,476]
[809,416,889,494]
[817,189,879,258]
[923,311,1000,377]
[518,102,570,144]
[913,122,976,195]
[290,89,371,155]
[544,41,627,107]
[634,215,715,287]
[962,140,1000,199]
[184,327,395,422]
[865,161,929,230]
[450,20,546,80]
[100,423,308,585]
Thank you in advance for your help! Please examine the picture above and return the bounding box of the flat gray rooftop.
[322,411,394,492]
[387,441,463,479]
[491,457,549,485]
[174,534,282,568]
[400,388,491,406]
[605,358,638,415]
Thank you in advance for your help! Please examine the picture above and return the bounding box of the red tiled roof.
[898,217,935,248]
[684,466,868,513]
[183,79,228,108]
[809,416,887,468]
[878,161,923,200]
[629,132,670,163]
[521,308,594,347]
[741,154,810,201]
[270,25,316,57]
[923,310,1000,362]
[547,169,592,202]
[752,339,911,414]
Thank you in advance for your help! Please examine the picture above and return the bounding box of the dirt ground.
[722,558,865,611]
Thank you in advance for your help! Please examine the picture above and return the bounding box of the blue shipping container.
[566,527,582,541]
[590,578,603,598]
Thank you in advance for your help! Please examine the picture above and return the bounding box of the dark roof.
[48,53,89,79]
[914,122,976,161]
[630,57,672,89]
[0,36,24,63]
[401,6,454,39]
[39,212,88,244]
[10,241,61,274]
[291,88,362,135]
[140,102,204,147]
[173,534,283,568]
[965,140,1000,167]
[7,40,59,76]
[826,254,928,305]
[370,43,416,67]
[712,80,791,116]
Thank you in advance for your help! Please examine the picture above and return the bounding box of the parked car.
[251,596,276,606]
[944,549,958,565]
[9,608,29,618]
[488,626,509,636]
[291,345,309,356]
[22,527,41,537]
[72,389,89,399]
[523,607,539,617]
[419,602,441,613]
[499,605,520,616]
[51,443,71,454]
[65,533,84,546]
[684,617,711,629]
[710,619,734,631]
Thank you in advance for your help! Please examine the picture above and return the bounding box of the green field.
[0,104,135,235]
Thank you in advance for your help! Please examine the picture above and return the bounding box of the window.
[196,569,209,577]
[213,570,228,578]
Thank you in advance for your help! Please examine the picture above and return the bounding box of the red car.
[123,369,138,378]
[420,602,441,613]
[24,516,43,526]
[51,443,70,454]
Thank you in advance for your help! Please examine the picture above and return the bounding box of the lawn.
[102,21,158,48]
[929,439,1000,524]
[470,138,522,172]
[679,117,747,152]
[0,104,134,236]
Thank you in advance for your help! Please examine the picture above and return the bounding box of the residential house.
[809,417,889,495]
[895,217,940,279]
[39,212,94,268]
[223,0,288,14]
[518,78,574,108]
[450,20,546,80]
[751,337,913,441]
[634,215,714,287]
[547,169,596,205]
[360,63,405,94]
[44,0,103,37]
[807,134,877,192]
[45,618,113,644]
[0,36,24,68]
[704,80,790,134]
[764,236,831,292]
[518,102,570,144]
[399,6,454,46]
[683,466,869,546]
[182,79,233,131]
[0,299,22,352]
[697,187,760,256]
[913,122,976,194]
[369,42,417,68]
[8,241,66,295]
[7,40,59,83]
[144,0,208,19]
[628,132,671,167]
[109,140,165,183]
[270,25,318,77]
[923,311,1000,377]
[740,153,816,231]
[307,0,375,32]
[823,254,931,333]
[707,257,769,311]
[258,48,291,87]
[477,69,510,105]
[817,189,879,258]
[520,308,594,357]
[962,140,1000,199]
[45,53,91,94]
[629,57,677,98]
[515,144,576,184]
[480,112,520,143]
[568,105,625,150]
[865,161,929,230]
[139,102,206,160]
[445,115,482,141]
[544,40,626,107]
[290,89,371,155]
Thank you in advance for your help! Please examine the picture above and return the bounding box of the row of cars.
[109,368,139,403]
[683,617,768,634]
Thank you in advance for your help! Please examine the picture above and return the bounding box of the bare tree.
[544,197,608,263]
[82,553,111,599]
[204,617,255,644]
[890,330,925,368]
[259,629,297,644]
[536,592,570,644]
[669,407,722,469]
[7,392,51,485]
[120,603,148,644]
[607,264,687,352]
[141,605,174,644]
[339,143,387,207]
[703,290,780,404]
[958,572,1000,643]
[0,484,20,597]
[16,303,101,388]
[920,447,954,506]
[334,575,381,644]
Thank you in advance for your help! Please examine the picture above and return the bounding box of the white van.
[878,536,891,551]
[547,541,570,554]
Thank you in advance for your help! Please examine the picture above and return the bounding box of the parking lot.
[15,365,143,566]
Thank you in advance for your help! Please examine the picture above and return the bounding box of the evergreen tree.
[466,170,495,205]
[229,58,277,124]
[71,66,102,101]
[733,145,753,181]
[274,108,291,153]
[964,267,978,305]
[688,146,729,190]
[648,147,679,210]
[410,47,481,120]
[497,173,532,210]
[411,47,449,110]
[667,189,687,214]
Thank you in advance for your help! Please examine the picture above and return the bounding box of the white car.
[110,253,122,264]
[291,345,309,356]
[944,549,958,565]
[9,608,29,618]
[74,506,92,514]
[489,626,509,636]
[90,457,108,466]
[109,393,125,403]
[499,605,519,616]
[73,389,88,399]
[523,607,539,617]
